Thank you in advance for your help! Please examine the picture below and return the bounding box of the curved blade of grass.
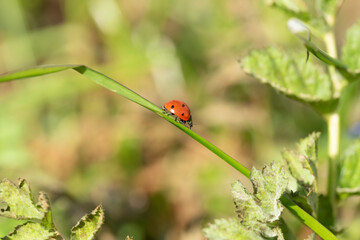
[0,65,250,177]
[279,195,337,240]
[0,65,337,240]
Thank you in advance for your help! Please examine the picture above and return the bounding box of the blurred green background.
[1,0,360,239]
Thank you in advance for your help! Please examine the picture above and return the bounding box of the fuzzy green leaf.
[282,132,319,187]
[337,141,360,195]
[342,21,360,74]
[231,162,287,239]
[0,179,44,220]
[2,222,61,240]
[232,181,265,225]
[282,132,319,215]
[241,47,338,113]
[250,162,288,221]
[203,218,263,240]
[282,150,315,186]
[70,204,104,240]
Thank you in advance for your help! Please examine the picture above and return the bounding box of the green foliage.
[241,48,337,112]
[0,179,104,240]
[70,205,104,240]
[2,222,61,240]
[203,218,263,240]
[282,132,319,188]
[204,162,287,240]
[248,4,360,114]
[3,0,360,238]
[342,21,360,73]
[317,194,335,229]
[338,141,360,196]
[282,133,324,226]
[288,18,360,83]
[0,179,45,220]
[204,130,339,240]
[240,0,360,238]
[250,163,288,222]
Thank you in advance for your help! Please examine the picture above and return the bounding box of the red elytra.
[162,100,193,129]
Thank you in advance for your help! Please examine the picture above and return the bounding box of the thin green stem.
[327,113,339,162]
[324,31,342,94]
[326,113,339,216]
[323,22,340,224]
[280,195,337,240]
[166,118,251,178]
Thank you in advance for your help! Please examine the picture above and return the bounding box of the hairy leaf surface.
[1,222,61,240]
[231,162,287,238]
[282,132,319,215]
[203,218,262,240]
[338,141,360,195]
[0,179,44,220]
[241,47,337,112]
[251,163,288,221]
[70,204,104,240]
[342,21,360,73]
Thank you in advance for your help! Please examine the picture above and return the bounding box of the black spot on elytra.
[182,104,185,107]
[181,113,184,116]
[171,105,174,109]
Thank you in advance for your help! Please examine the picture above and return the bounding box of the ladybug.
[162,100,193,129]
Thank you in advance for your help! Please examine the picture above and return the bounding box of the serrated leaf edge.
[70,204,104,240]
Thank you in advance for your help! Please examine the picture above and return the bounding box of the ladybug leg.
[179,119,187,127]
[162,106,173,116]
[187,116,193,129]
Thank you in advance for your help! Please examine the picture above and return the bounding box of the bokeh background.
[1,0,360,239]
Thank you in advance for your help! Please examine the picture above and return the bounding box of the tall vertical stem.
[326,113,339,215]
[324,26,340,219]
[324,31,341,93]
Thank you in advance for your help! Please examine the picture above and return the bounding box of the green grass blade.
[164,116,251,178]
[73,66,161,114]
[0,65,79,83]
[0,65,250,177]
[280,195,337,240]
[0,65,337,240]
